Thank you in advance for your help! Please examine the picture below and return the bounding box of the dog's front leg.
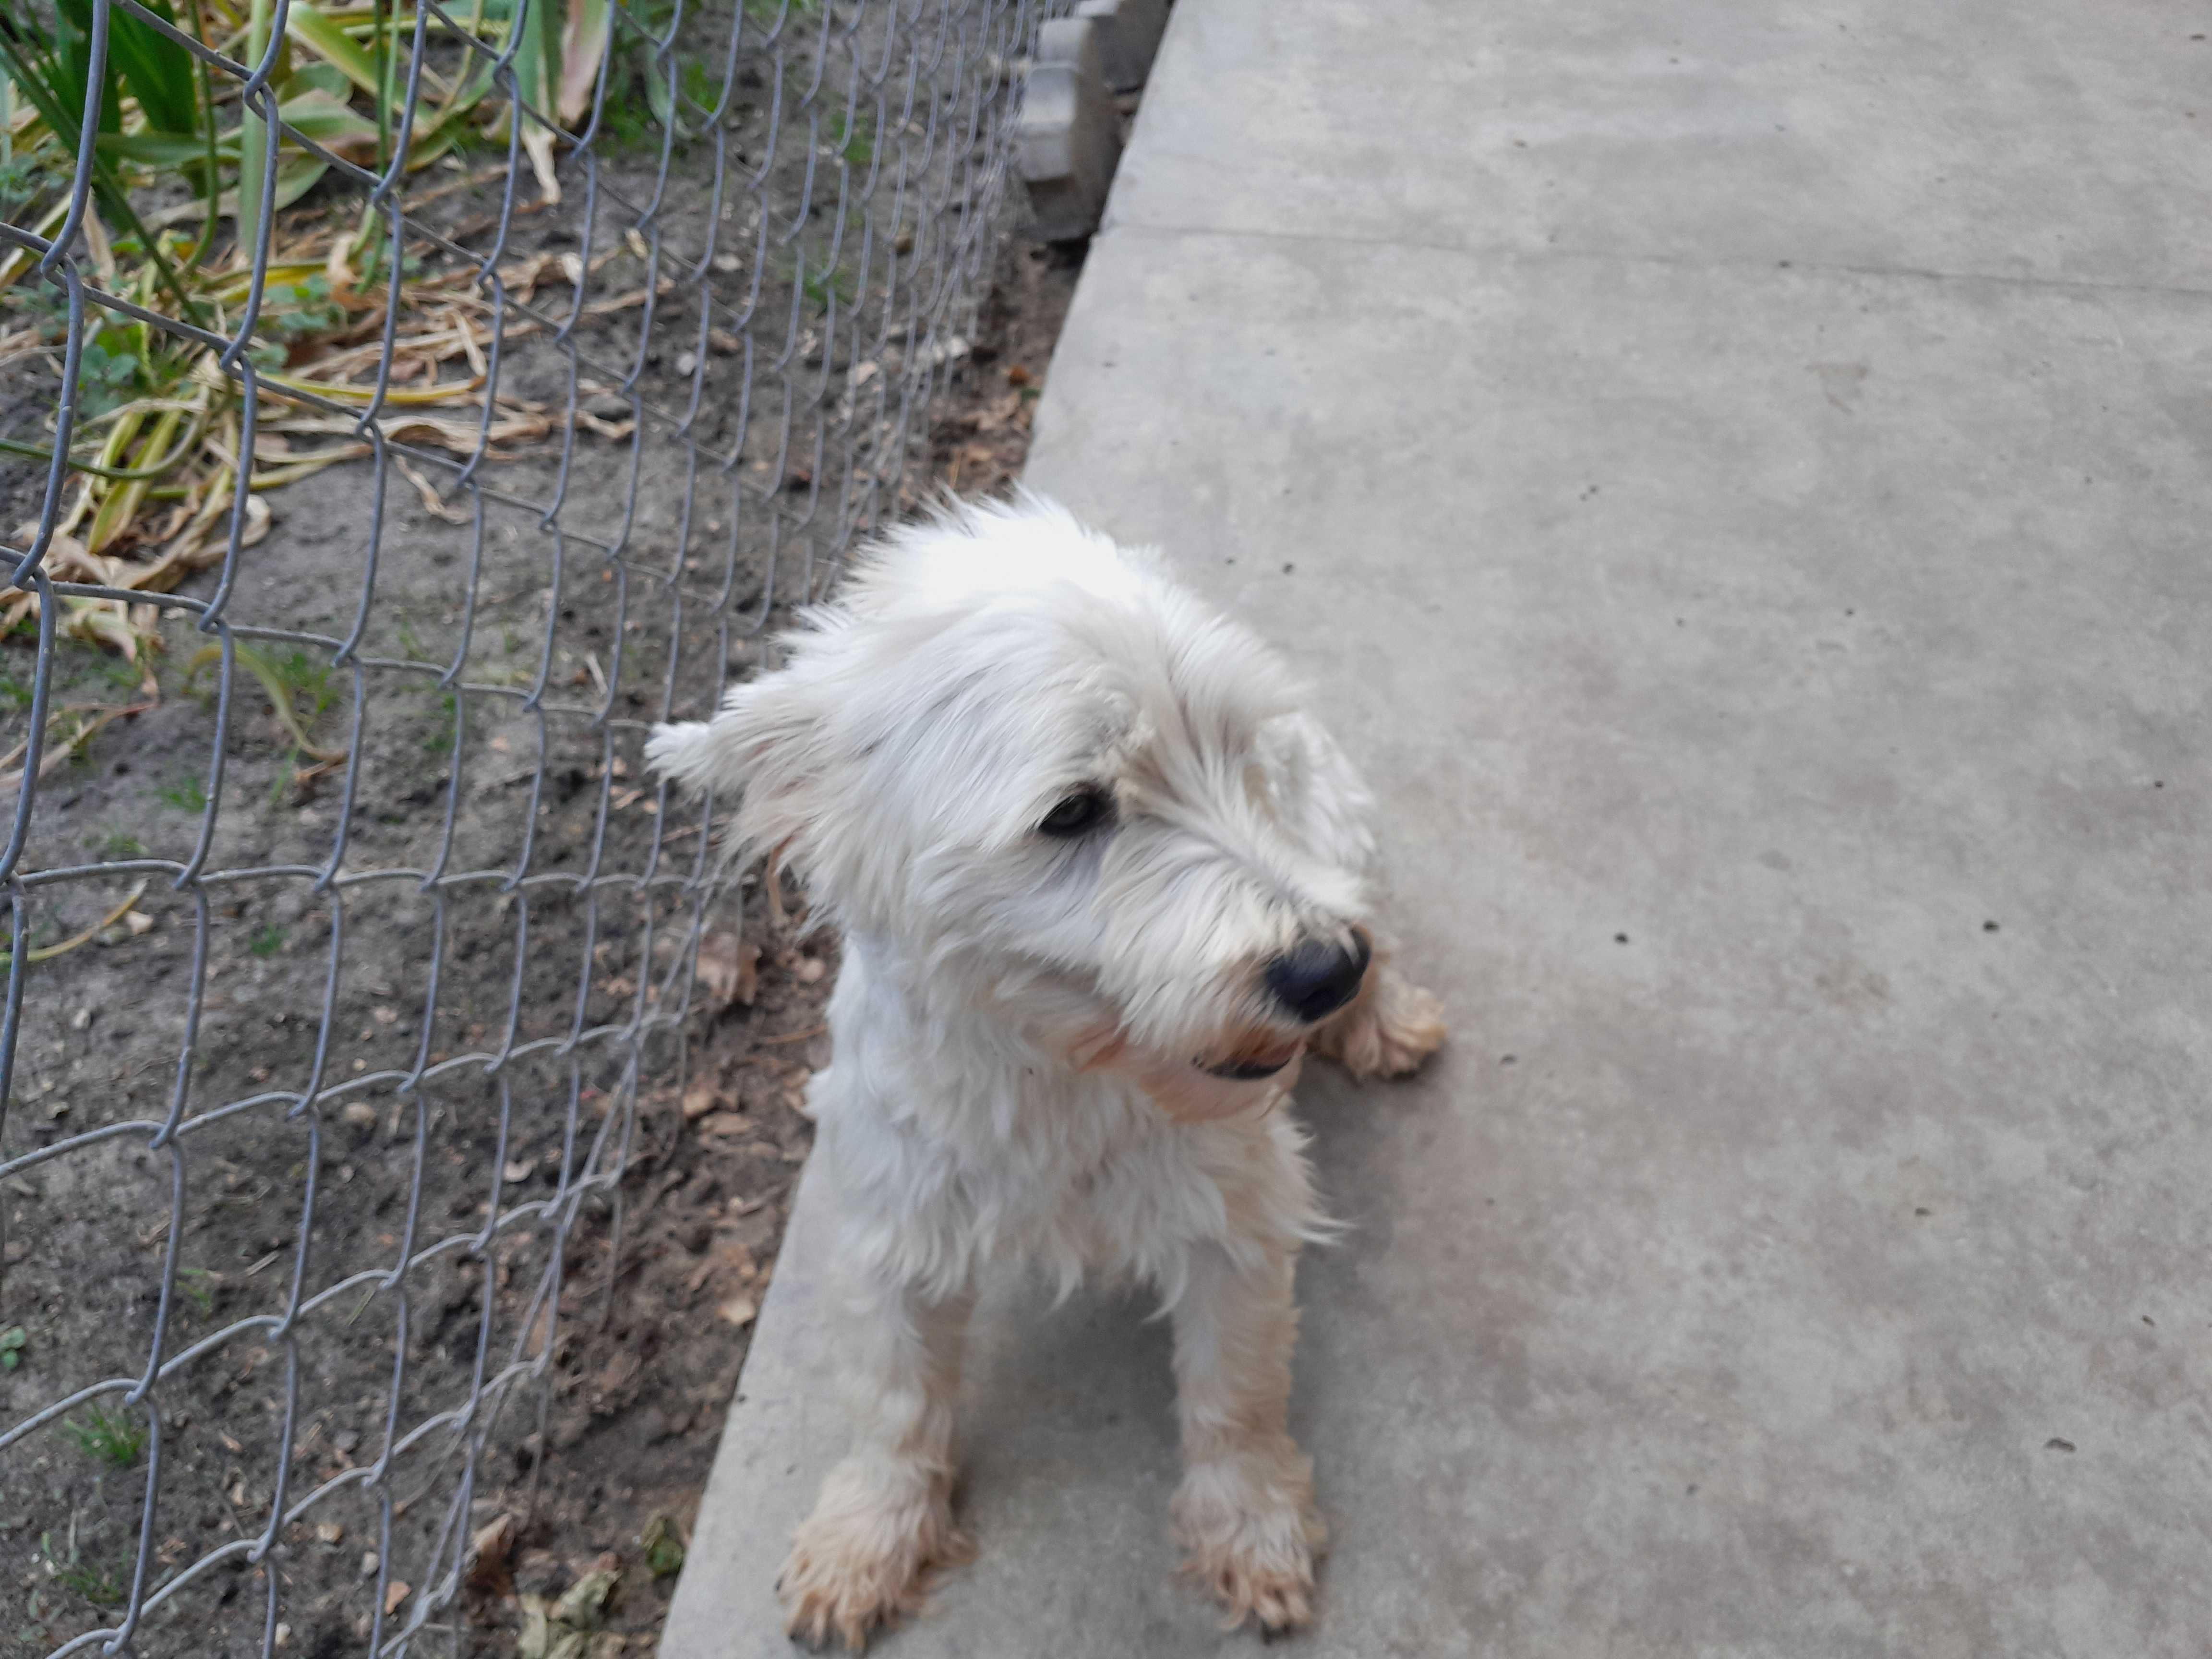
[1169,1238,1325,1632]
[1310,950,1447,1080]
[780,1280,975,1650]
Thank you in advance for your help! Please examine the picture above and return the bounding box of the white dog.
[649,496,1445,1648]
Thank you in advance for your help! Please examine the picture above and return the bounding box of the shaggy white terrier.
[649,496,1445,1647]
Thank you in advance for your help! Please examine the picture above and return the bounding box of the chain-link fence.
[0,0,1064,1651]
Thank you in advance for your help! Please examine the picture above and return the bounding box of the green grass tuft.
[61,1403,145,1469]
[155,772,207,812]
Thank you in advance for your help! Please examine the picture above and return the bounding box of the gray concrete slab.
[662,2,2212,1655]
[1019,233,2212,1656]
[1110,0,2212,290]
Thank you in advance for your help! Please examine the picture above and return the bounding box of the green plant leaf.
[401,57,498,166]
[101,89,371,168]
[53,0,122,138]
[557,0,611,127]
[272,151,329,208]
[510,0,561,120]
[97,128,206,168]
[639,1514,685,1578]
[644,54,676,135]
[505,0,565,196]
[277,84,379,150]
[0,7,91,150]
[105,0,199,136]
[237,0,274,254]
[287,61,352,100]
[284,2,382,99]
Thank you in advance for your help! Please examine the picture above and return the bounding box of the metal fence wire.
[0,0,1063,1651]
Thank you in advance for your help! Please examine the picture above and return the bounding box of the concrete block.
[1015,17,1120,240]
[1076,0,1169,91]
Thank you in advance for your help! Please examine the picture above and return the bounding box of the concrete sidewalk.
[661,3,2212,1654]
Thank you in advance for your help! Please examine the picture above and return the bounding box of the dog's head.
[649,496,1376,1117]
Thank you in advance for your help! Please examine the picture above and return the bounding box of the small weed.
[266,649,338,720]
[0,1326,25,1370]
[640,1513,685,1578]
[0,673,34,712]
[423,690,458,753]
[349,236,429,292]
[801,262,860,314]
[598,94,654,149]
[831,109,876,168]
[155,773,207,812]
[0,147,73,222]
[73,327,145,424]
[249,923,286,958]
[91,830,144,860]
[245,275,349,370]
[615,0,757,142]
[175,1269,218,1316]
[60,1403,144,1470]
[96,653,144,694]
[53,1560,124,1607]
[687,57,721,106]
[38,1531,124,1608]
[187,643,340,758]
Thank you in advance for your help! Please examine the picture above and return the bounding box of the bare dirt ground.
[0,35,1087,1659]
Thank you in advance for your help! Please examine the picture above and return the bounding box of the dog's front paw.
[1172,1446,1326,1633]
[780,1460,971,1651]
[1313,963,1447,1081]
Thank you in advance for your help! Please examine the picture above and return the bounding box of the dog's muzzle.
[1203,1054,1294,1080]
[1262,931,1371,1023]
[1195,931,1371,1079]
[1198,1033,1305,1080]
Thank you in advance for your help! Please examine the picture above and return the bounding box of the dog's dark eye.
[1038,786,1114,839]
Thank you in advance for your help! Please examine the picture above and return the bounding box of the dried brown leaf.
[466,1512,517,1592]
[396,457,472,525]
[695,933,759,1008]
[592,1352,642,1398]
[716,1294,758,1329]
[552,1567,619,1628]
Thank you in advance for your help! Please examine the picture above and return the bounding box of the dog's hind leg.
[1168,1236,1326,1633]
[1310,950,1447,1081]
[780,1282,975,1651]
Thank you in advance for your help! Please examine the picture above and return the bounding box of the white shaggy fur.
[649,496,1444,1647]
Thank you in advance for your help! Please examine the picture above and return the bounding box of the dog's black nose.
[1263,933,1371,1024]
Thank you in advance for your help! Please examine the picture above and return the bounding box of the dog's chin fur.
[649,495,1445,1647]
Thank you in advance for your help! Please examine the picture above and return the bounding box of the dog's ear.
[646,671,830,869]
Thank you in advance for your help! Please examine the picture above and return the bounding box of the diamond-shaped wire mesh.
[0,1,1058,1651]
